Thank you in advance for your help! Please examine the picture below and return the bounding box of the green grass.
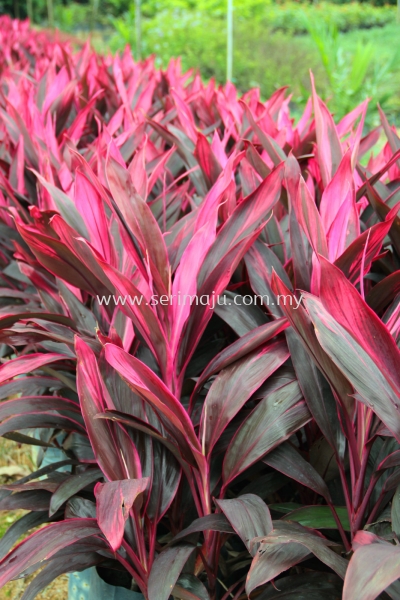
[337,22,400,58]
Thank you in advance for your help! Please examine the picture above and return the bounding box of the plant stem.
[221,580,243,600]
[191,468,206,517]
[198,546,216,590]
[338,461,353,539]
[116,550,147,596]
[366,489,386,526]
[146,518,156,572]
[232,583,246,600]
[353,440,372,513]
[121,539,147,584]
[328,502,351,552]
[131,509,148,572]
[353,474,379,534]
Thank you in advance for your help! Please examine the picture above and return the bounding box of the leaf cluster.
[0,15,399,600]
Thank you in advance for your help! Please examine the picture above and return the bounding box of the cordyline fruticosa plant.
[0,15,400,600]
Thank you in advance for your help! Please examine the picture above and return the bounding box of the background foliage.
[0,0,399,123]
[108,2,399,125]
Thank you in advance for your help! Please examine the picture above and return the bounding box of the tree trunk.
[14,0,20,19]
[47,0,54,29]
[27,0,33,22]
[135,0,142,61]
[90,0,99,33]
[226,0,233,81]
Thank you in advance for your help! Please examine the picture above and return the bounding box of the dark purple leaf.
[223,381,310,485]
[215,494,273,555]
[0,519,101,587]
[172,514,233,543]
[147,543,197,600]
[264,441,331,502]
[49,469,103,516]
[246,522,347,596]
[200,340,290,457]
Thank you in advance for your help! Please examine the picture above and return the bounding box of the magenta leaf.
[15,222,110,297]
[104,343,203,467]
[292,177,328,259]
[245,239,293,317]
[318,257,400,400]
[0,512,50,560]
[304,294,400,440]
[366,271,400,314]
[0,396,81,421]
[194,132,222,187]
[285,330,344,456]
[271,272,354,417]
[97,260,168,371]
[94,478,149,551]
[20,552,103,600]
[172,514,233,543]
[31,170,89,238]
[335,219,395,284]
[74,170,115,264]
[106,155,170,294]
[0,353,68,385]
[76,337,141,480]
[310,72,342,186]
[173,574,211,600]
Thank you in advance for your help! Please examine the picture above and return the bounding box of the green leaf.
[281,505,350,531]
[269,503,301,514]
[391,485,400,537]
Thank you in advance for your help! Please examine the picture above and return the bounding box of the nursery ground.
[0,439,68,600]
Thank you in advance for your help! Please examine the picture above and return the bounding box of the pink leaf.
[318,257,400,399]
[0,353,67,385]
[74,170,114,264]
[95,478,149,551]
[310,72,342,187]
